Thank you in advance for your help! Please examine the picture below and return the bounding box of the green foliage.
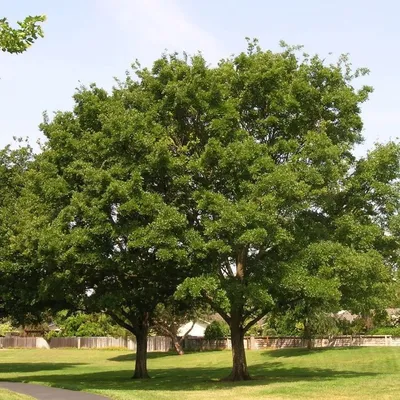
[2,39,400,380]
[305,313,341,337]
[336,309,395,335]
[246,324,263,336]
[0,319,13,336]
[0,15,45,54]
[51,312,128,338]
[0,144,47,323]
[335,318,364,335]
[264,311,302,336]
[160,43,400,362]
[368,327,400,336]
[262,327,277,337]
[204,321,230,340]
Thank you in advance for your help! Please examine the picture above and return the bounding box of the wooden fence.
[2,335,400,350]
[183,337,230,351]
[253,335,400,349]
[49,336,171,351]
[0,337,49,349]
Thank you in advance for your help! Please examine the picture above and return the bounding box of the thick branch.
[107,311,136,335]
[220,261,234,277]
[180,320,196,341]
[255,245,274,261]
[243,313,266,333]
[236,247,247,280]
[121,308,132,321]
[243,306,261,319]
[153,323,173,337]
[201,290,231,324]
[275,296,303,310]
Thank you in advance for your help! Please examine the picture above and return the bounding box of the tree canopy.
[2,83,200,378]
[1,40,399,381]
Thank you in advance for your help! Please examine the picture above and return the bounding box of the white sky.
[1,0,399,156]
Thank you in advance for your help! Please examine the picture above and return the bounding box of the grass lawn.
[0,389,34,400]
[1,347,400,399]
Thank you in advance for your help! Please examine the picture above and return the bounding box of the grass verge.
[0,389,35,400]
[0,347,399,399]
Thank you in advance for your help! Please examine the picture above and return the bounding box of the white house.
[177,320,210,337]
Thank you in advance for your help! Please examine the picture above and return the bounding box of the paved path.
[0,382,109,400]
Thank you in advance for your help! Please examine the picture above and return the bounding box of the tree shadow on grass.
[0,363,86,374]
[2,363,378,393]
[265,347,366,358]
[109,352,177,362]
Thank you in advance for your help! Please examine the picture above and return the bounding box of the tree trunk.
[304,319,313,350]
[224,322,251,381]
[133,328,150,379]
[170,320,195,355]
[173,335,184,355]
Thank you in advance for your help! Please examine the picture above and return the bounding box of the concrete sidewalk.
[0,382,109,399]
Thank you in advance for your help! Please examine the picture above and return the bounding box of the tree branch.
[275,296,303,310]
[220,261,234,277]
[180,320,196,341]
[107,311,136,335]
[201,290,231,324]
[243,313,266,333]
[243,306,261,319]
[153,323,172,337]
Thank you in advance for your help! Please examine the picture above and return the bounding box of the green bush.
[246,324,263,336]
[44,330,61,341]
[0,320,14,337]
[204,321,230,340]
[53,312,129,337]
[368,327,400,336]
[262,327,278,336]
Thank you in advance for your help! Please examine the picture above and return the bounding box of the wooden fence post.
[249,335,256,350]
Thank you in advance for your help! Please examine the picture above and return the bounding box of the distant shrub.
[0,320,14,337]
[53,312,129,338]
[247,324,263,336]
[44,330,61,341]
[204,321,230,340]
[262,327,278,336]
[368,327,400,336]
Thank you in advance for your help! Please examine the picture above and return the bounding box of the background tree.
[152,299,207,355]
[0,143,47,323]
[280,142,400,347]
[1,15,45,54]
[204,321,230,340]
[50,311,129,338]
[0,319,14,337]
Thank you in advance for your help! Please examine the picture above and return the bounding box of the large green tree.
[157,42,399,380]
[4,40,400,383]
[5,85,199,378]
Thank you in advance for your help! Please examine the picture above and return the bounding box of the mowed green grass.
[0,389,34,400]
[1,347,400,400]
